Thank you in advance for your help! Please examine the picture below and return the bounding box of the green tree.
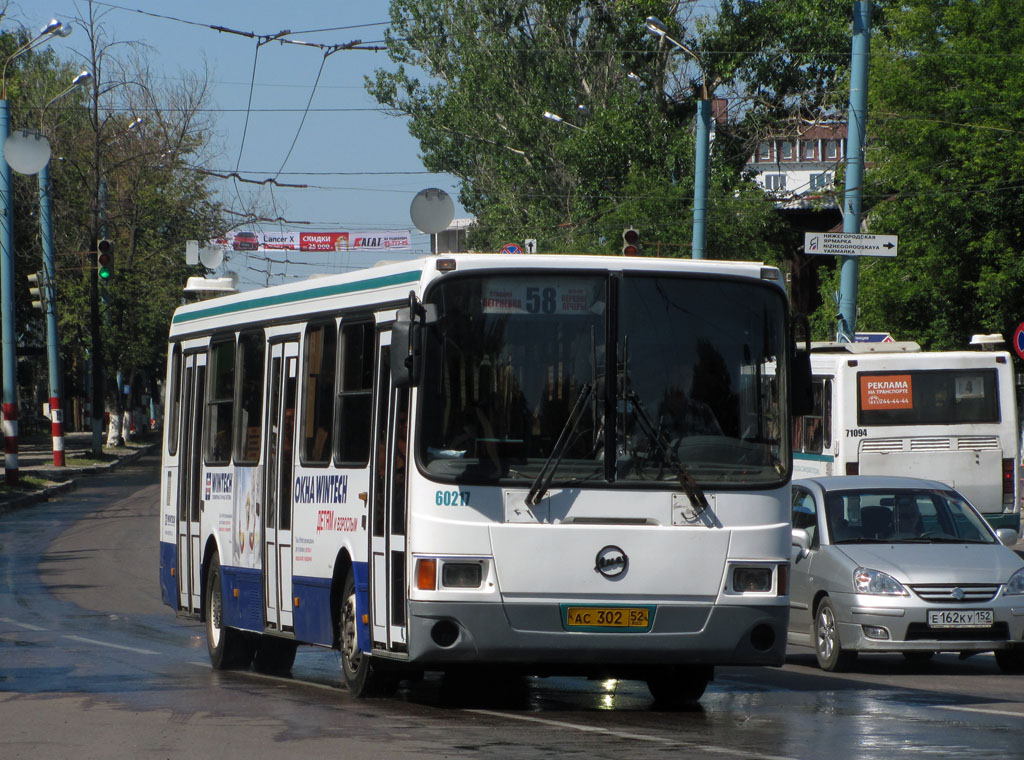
[368,0,783,262]
[850,0,1024,350]
[6,6,220,448]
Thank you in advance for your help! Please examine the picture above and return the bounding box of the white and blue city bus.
[159,253,806,703]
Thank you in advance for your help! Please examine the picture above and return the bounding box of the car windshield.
[418,271,789,489]
[824,488,996,544]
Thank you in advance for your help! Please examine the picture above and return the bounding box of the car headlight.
[1006,568,1024,595]
[854,567,909,596]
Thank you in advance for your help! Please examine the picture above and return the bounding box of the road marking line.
[934,704,1024,718]
[62,635,159,655]
[0,616,46,631]
[468,709,797,759]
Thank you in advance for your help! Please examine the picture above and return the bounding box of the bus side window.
[301,322,337,465]
[206,337,235,465]
[235,330,265,464]
[336,320,375,465]
[794,378,829,454]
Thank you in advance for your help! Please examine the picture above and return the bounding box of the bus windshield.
[419,272,788,488]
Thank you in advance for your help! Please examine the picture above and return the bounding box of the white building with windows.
[746,123,847,208]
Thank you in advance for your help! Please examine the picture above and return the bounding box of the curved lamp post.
[645,16,711,260]
[1,18,71,484]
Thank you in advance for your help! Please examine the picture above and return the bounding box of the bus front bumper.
[405,600,787,671]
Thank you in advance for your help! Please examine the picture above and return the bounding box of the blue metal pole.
[691,98,711,259]
[837,0,872,342]
[39,161,65,465]
[0,97,19,483]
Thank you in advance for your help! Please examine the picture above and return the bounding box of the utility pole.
[89,178,107,454]
[38,162,65,465]
[837,1,872,342]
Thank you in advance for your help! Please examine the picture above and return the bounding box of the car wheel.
[815,597,857,672]
[646,665,713,707]
[995,647,1024,674]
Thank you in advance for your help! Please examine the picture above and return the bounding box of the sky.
[11,0,466,289]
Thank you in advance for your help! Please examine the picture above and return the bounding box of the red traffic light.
[622,227,640,256]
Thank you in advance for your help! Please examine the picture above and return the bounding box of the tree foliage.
[5,6,220,438]
[368,0,783,262]
[853,0,1024,349]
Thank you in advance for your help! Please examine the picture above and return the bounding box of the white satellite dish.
[199,245,224,269]
[4,129,51,175]
[410,188,455,234]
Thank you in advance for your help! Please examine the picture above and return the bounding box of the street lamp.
[542,110,583,131]
[645,15,712,260]
[32,69,93,466]
[1,18,70,484]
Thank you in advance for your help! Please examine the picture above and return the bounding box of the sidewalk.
[0,430,157,514]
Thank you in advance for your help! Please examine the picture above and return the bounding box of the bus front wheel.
[646,665,713,707]
[338,571,397,697]
[206,553,255,669]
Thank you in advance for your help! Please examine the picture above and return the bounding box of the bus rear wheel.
[338,570,397,697]
[206,553,255,669]
[253,635,297,674]
[646,665,713,707]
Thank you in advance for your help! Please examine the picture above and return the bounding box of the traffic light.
[622,227,640,256]
[97,238,114,280]
[27,271,47,311]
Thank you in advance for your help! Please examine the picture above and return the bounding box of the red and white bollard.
[50,396,65,467]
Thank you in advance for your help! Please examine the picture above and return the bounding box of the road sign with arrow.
[804,232,898,257]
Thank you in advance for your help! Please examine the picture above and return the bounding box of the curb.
[0,443,157,516]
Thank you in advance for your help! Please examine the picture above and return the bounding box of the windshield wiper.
[526,383,594,507]
[626,391,710,517]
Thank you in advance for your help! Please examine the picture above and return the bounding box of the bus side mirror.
[792,350,813,416]
[391,309,420,388]
[390,292,435,388]
[791,313,814,416]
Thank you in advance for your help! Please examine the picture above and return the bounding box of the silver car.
[789,475,1024,672]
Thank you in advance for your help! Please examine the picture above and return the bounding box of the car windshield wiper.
[625,391,710,517]
[526,383,593,507]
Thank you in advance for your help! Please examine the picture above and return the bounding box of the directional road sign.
[804,232,898,257]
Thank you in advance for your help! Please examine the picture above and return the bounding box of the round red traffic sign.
[1013,322,1024,360]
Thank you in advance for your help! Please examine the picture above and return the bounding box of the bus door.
[370,330,410,652]
[176,350,207,614]
[263,339,298,631]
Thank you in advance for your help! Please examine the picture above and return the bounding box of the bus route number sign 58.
[436,490,470,507]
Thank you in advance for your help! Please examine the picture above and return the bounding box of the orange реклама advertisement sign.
[860,374,913,410]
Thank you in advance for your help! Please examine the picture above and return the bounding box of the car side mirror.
[997,528,1019,547]
[792,528,810,559]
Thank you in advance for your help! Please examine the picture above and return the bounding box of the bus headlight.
[1005,568,1024,595]
[854,567,908,596]
[732,566,773,593]
[442,562,483,589]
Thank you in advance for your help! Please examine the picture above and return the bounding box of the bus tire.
[206,553,255,669]
[815,597,857,672]
[338,570,397,697]
[253,636,298,674]
[646,664,713,707]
